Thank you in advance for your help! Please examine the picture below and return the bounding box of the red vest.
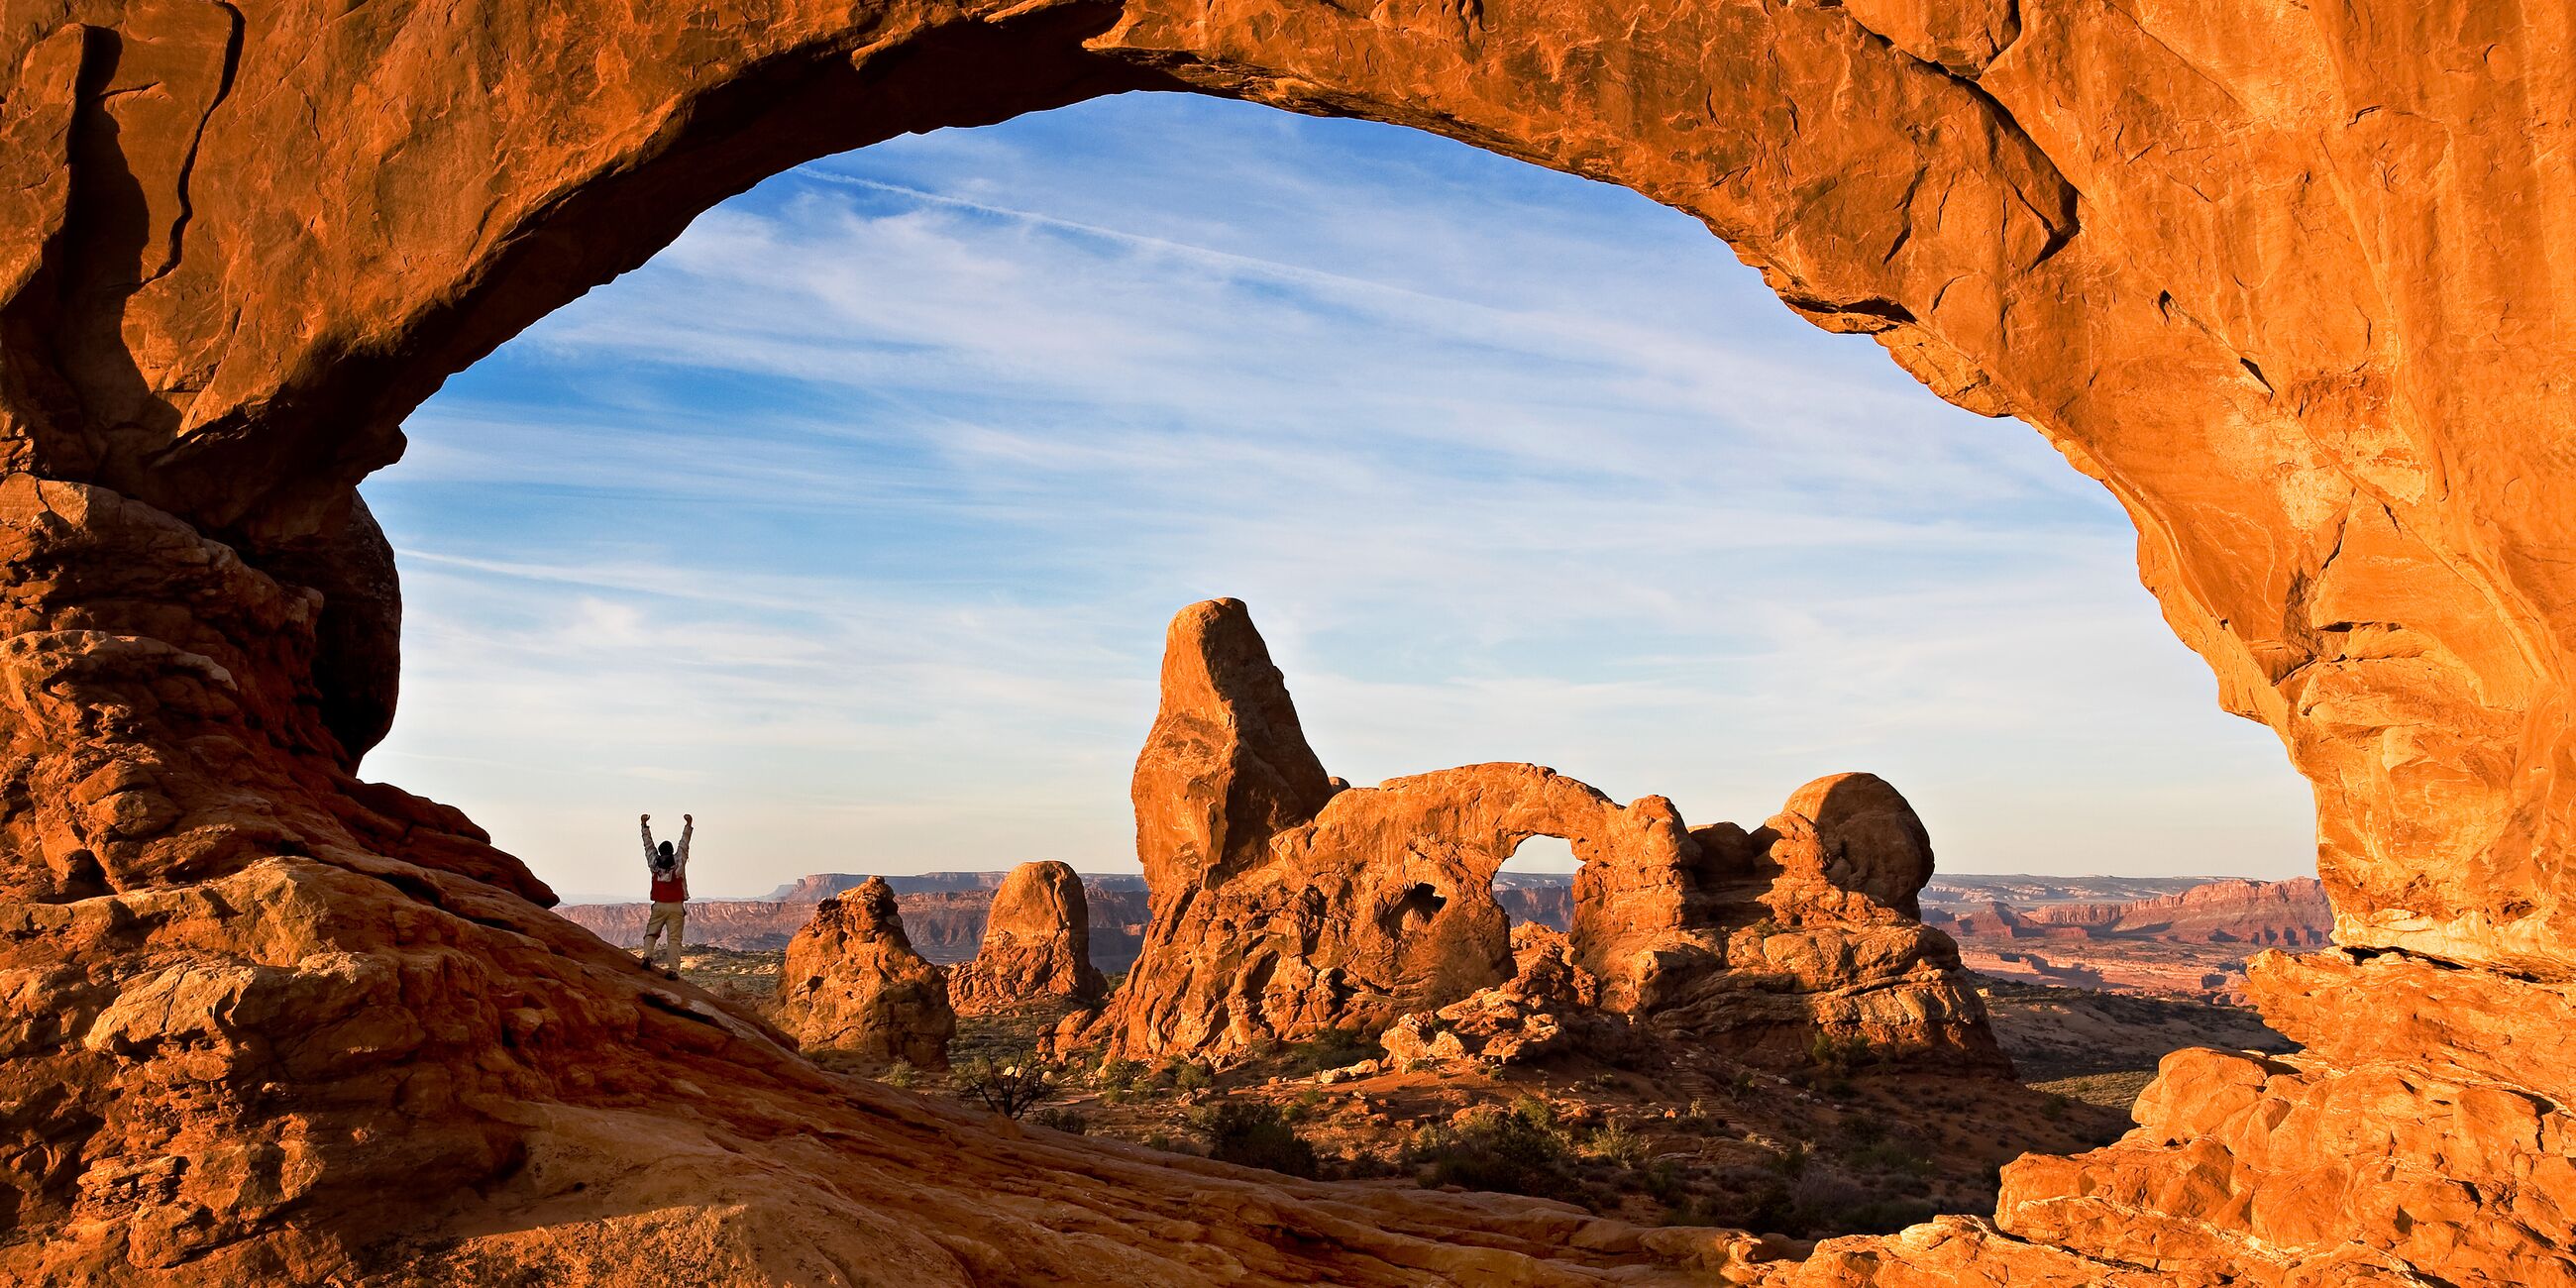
[650,873,687,903]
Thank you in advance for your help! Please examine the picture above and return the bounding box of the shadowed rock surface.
[1,0,2572,1281]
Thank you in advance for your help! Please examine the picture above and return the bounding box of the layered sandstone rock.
[2028,877,2334,947]
[1380,923,1642,1071]
[3,0,2573,1282]
[948,860,1109,1015]
[1095,599,2002,1072]
[775,879,956,1068]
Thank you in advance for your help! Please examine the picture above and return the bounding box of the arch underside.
[0,0,2570,1283]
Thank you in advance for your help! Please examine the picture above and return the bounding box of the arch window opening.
[364,89,2322,1239]
[1494,834,1576,933]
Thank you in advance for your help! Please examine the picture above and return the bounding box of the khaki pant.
[641,901,686,972]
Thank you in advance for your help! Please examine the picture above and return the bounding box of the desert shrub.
[1783,1173,1940,1236]
[1637,1158,1687,1204]
[1029,1106,1089,1135]
[1766,1142,1810,1178]
[1583,1121,1652,1168]
[1847,1139,1932,1177]
[1283,1088,1326,1123]
[1095,1056,1142,1091]
[1836,1196,1941,1234]
[1677,1098,1726,1134]
[1283,1024,1375,1073]
[1839,1116,1886,1146]
[952,1050,1059,1119]
[1405,1106,1581,1201]
[1189,1099,1321,1178]
[1809,1031,1876,1075]
[881,1059,920,1090]
[1174,1060,1216,1093]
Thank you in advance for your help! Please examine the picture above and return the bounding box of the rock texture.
[948,860,1109,1015]
[1095,599,2002,1072]
[2,0,2572,1282]
[775,879,956,1068]
[1379,923,1641,1071]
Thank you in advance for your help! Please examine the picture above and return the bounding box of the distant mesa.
[557,873,1154,968]
[1927,876,2332,1001]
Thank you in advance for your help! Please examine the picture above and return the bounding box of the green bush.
[1095,1056,1142,1091]
[1029,1106,1088,1135]
[1846,1139,1932,1177]
[1405,1106,1581,1201]
[1282,1024,1376,1073]
[1189,1099,1322,1177]
[881,1059,919,1090]
[1808,1031,1876,1076]
[1173,1060,1216,1094]
[1583,1121,1652,1168]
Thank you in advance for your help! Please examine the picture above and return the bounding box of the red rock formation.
[1380,923,1641,1070]
[775,878,956,1068]
[1096,600,2002,1072]
[6,0,2575,1281]
[948,860,1109,1015]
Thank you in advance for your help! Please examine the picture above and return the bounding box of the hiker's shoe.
[663,969,681,981]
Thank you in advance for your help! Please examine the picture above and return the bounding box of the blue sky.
[367,92,2316,902]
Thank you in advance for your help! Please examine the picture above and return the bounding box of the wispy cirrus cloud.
[369,92,2314,900]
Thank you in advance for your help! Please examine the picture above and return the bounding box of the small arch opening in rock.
[1379,882,1449,936]
[1492,834,1576,933]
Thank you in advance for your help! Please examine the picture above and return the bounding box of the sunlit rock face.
[776,878,956,1067]
[947,860,1108,1015]
[1,0,2571,1281]
[1096,598,2004,1072]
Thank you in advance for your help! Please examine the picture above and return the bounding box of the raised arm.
[677,814,694,873]
[641,813,657,866]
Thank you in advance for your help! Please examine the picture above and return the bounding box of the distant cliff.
[564,870,1550,964]
[2020,878,2331,946]
[559,877,1153,969]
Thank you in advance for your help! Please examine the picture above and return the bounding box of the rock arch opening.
[371,91,2306,913]
[1494,835,1577,932]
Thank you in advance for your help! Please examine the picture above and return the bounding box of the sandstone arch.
[1099,598,2003,1069]
[1,0,2570,1282]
